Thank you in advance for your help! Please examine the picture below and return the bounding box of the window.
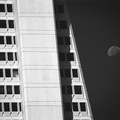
[65,37,70,45]
[65,102,72,112]
[7,4,13,12]
[8,20,14,28]
[0,4,5,12]
[57,5,64,13]
[65,69,71,78]
[59,20,67,29]
[6,86,12,94]
[74,86,82,94]
[0,103,2,112]
[0,69,3,77]
[13,69,18,77]
[0,86,4,94]
[0,20,6,28]
[67,86,72,94]
[13,36,16,45]
[72,103,78,112]
[72,69,78,77]
[58,36,64,45]
[4,103,10,112]
[80,103,86,112]
[7,52,13,61]
[62,86,65,94]
[5,69,11,77]
[15,52,17,61]
[59,53,65,61]
[6,36,12,44]
[66,53,74,61]
[19,103,21,111]
[0,36,4,44]
[14,86,20,94]
[56,21,59,29]
[12,103,18,112]
[0,52,5,61]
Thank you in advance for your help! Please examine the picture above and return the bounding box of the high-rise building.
[0,0,93,120]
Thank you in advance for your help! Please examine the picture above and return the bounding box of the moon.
[108,46,120,57]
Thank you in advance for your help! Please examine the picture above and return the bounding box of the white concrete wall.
[16,0,64,120]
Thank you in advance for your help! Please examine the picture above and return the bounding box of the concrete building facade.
[0,0,93,120]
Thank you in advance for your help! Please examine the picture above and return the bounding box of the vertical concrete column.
[15,0,64,120]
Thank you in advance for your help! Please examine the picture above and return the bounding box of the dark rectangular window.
[65,37,70,45]
[4,103,10,112]
[0,69,3,77]
[0,36,4,44]
[8,20,14,28]
[13,36,16,45]
[0,103,2,112]
[6,36,12,44]
[65,102,72,112]
[0,4,5,12]
[72,69,78,77]
[62,86,65,94]
[58,36,64,45]
[74,86,82,94]
[7,4,13,12]
[67,86,72,94]
[59,53,65,61]
[5,69,11,77]
[0,20,6,28]
[0,86,4,94]
[6,86,12,94]
[72,103,78,111]
[14,86,20,94]
[13,69,18,77]
[19,103,21,111]
[7,52,13,61]
[12,103,18,112]
[56,21,59,29]
[80,103,86,112]
[65,69,71,78]
[15,52,17,61]
[0,52,5,61]
[57,5,64,13]
[66,53,74,61]
[59,20,67,29]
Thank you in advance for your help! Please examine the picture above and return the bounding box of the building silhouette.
[0,0,93,120]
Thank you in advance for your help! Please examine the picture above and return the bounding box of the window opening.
[57,5,64,13]
[4,103,10,112]
[80,103,86,112]
[72,69,78,77]
[62,86,65,94]
[12,103,18,112]
[7,4,13,12]
[0,36,4,44]
[74,86,82,94]
[0,20,6,28]
[6,36,12,44]
[5,69,11,77]
[6,85,12,94]
[0,103,2,112]
[59,53,65,61]
[13,69,18,77]
[8,20,14,28]
[0,4,5,12]
[59,20,67,29]
[58,36,64,45]
[0,69,3,77]
[65,37,70,45]
[14,86,20,94]
[0,52,5,61]
[0,86,4,94]
[72,103,78,111]
[7,52,13,61]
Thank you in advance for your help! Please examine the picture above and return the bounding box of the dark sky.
[67,0,120,120]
